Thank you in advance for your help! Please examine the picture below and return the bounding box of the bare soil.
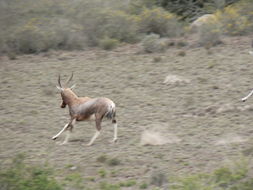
[1,35,253,189]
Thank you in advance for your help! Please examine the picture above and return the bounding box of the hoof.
[52,136,58,140]
[112,138,118,143]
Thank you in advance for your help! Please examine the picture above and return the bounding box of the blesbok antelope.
[241,89,253,102]
[52,73,118,146]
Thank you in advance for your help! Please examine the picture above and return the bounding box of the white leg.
[87,130,100,146]
[60,130,71,145]
[112,123,118,143]
[242,89,253,102]
[52,119,76,141]
[52,123,69,140]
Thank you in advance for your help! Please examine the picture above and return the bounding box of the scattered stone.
[163,75,190,85]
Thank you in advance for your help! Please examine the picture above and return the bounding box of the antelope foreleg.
[52,119,76,141]
[52,123,69,140]
[242,89,253,102]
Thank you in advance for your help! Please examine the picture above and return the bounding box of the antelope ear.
[70,84,76,90]
[56,85,63,91]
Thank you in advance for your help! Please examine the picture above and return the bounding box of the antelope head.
[56,72,76,108]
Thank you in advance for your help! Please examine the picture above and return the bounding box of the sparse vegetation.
[170,159,253,190]
[0,154,63,190]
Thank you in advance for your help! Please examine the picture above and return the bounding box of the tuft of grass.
[99,37,119,50]
[176,41,188,47]
[139,182,148,189]
[107,157,121,166]
[97,155,107,163]
[119,180,137,187]
[153,56,162,62]
[139,7,182,37]
[141,34,167,53]
[177,51,186,56]
[150,170,167,187]
[7,52,17,60]
[64,172,84,189]
[98,168,107,178]
[99,182,120,190]
[85,176,96,182]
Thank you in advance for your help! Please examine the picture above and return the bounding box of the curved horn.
[66,72,73,85]
[58,75,62,88]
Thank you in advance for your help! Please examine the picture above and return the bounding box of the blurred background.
[1,0,253,189]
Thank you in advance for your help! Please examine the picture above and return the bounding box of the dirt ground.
[1,35,253,189]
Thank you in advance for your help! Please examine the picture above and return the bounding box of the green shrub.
[138,7,182,37]
[81,9,139,46]
[139,182,148,189]
[5,17,86,53]
[150,170,167,187]
[98,169,107,178]
[99,37,119,50]
[215,1,253,35]
[107,157,121,166]
[198,23,222,47]
[0,154,63,190]
[195,0,253,37]
[97,155,108,163]
[141,34,167,53]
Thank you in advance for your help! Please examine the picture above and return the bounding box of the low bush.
[99,37,119,50]
[214,0,253,36]
[80,10,139,46]
[138,7,182,37]
[141,34,167,53]
[198,23,222,47]
[4,17,86,54]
